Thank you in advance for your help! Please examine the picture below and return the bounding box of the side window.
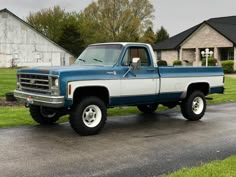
[122,47,151,66]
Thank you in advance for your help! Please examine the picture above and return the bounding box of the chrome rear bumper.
[14,90,64,108]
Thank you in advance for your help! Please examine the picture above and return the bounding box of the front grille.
[19,74,51,94]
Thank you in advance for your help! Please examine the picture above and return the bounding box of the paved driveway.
[226,74,236,78]
[0,103,236,177]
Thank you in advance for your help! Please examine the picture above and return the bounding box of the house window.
[220,48,234,60]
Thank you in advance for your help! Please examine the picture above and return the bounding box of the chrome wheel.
[82,105,102,128]
[192,97,204,115]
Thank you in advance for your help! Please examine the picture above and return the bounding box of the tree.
[26,6,85,56]
[27,6,66,42]
[58,13,85,56]
[155,26,169,43]
[58,23,85,57]
[79,0,155,44]
[140,27,156,44]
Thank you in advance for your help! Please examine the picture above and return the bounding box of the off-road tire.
[69,96,107,136]
[181,91,206,121]
[29,106,60,124]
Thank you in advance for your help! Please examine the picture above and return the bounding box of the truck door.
[119,46,159,105]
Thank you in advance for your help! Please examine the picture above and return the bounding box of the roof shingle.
[153,15,236,50]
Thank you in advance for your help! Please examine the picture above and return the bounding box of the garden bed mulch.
[0,99,24,107]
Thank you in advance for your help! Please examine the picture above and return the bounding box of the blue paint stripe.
[159,66,224,78]
[210,86,224,94]
[109,92,182,106]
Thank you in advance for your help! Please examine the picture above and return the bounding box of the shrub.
[202,58,218,66]
[173,60,182,66]
[221,60,234,73]
[157,60,167,66]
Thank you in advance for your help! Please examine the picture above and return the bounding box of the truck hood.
[17,65,112,75]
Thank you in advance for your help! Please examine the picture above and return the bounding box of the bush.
[157,60,167,66]
[221,60,234,73]
[202,58,218,66]
[173,60,182,66]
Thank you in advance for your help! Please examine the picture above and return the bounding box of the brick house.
[153,16,236,69]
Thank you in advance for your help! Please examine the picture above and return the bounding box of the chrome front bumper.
[14,90,65,108]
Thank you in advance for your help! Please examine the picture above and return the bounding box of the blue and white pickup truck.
[14,42,224,135]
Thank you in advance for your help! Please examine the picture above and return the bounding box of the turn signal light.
[68,84,72,95]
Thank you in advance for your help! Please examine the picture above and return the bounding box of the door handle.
[106,71,117,75]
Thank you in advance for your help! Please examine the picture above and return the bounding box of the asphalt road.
[0,103,236,177]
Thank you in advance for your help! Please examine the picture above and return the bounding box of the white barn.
[0,8,75,68]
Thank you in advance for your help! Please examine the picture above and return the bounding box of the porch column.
[214,47,220,64]
[234,47,236,70]
[179,48,183,61]
[195,48,200,66]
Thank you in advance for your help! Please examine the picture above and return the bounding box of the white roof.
[90,42,151,46]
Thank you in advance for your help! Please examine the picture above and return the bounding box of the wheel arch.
[181,82,210,99]
[72,86,110,106]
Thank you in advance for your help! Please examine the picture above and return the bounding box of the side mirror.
[123,57,141,77]
[131,57,141,70]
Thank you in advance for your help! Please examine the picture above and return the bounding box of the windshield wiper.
[78,59,86,63]
[93,58,103,63]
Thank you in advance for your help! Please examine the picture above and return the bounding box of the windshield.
[74,44,123,66]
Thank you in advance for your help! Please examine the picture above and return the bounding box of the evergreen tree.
[140,27,156,44]
[155,26,169,43]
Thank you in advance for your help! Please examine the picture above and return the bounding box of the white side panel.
[121,79,157,96]
[68,78,159,99]
[160,76,223,93]
[68,80,120,99]
[68,76,222,99]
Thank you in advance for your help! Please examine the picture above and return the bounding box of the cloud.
[0,0,93,18]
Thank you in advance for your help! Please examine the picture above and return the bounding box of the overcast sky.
[1,0,236,36]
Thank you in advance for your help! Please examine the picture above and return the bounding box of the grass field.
[209,77,236,104]
[161,156,236,177]
[0,106,168,128]
[0,68,17,98]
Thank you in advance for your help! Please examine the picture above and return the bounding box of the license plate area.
[26,96,34,105]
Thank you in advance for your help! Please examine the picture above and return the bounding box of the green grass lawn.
[0,106,36,127]
[0,68,17,98]
[161,156,236,177]
[208,77,236,104]
[0,106,168,128]
[0,106,71,128]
